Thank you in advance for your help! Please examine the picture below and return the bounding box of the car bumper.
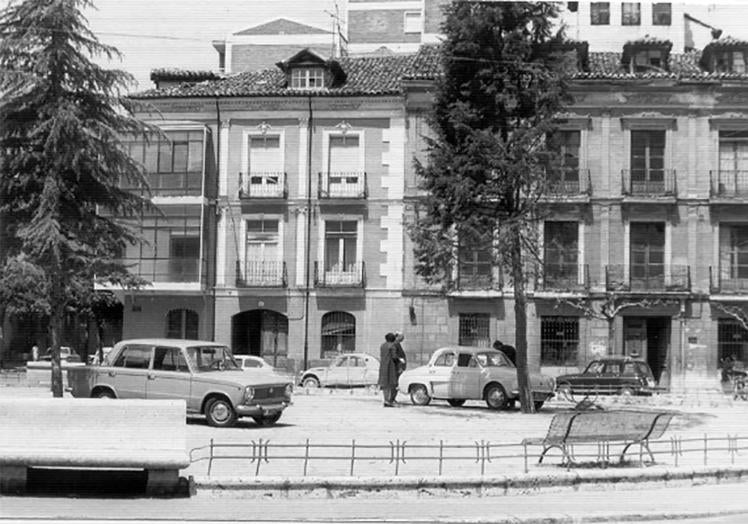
[235,401,289,417]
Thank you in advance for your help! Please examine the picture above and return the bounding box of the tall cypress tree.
[410,1,571,412]
[0,0,151,396]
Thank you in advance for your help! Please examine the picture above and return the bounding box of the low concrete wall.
[25,362,85,388]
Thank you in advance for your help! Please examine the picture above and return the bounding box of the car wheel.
[93,388,115,399]
[205,397,237,428]
[533,400,545,411]
[253,413,282,426]
[484,383,508,410]
[447,399,465,407]
[410,384,431,406]
[302,376,320,388]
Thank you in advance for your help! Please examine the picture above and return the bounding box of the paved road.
[3,483,748,523]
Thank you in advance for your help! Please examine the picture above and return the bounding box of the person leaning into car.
[378,332,400,407]
[394,332,407,375]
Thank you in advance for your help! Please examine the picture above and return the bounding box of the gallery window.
[166,309,199,339]
[540,317,579,366]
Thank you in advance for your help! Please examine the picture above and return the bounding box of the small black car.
[555,356,657,397]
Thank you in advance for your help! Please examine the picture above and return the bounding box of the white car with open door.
[398,346,555,410]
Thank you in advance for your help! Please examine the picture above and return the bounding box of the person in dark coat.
[378,332,398,407]
[493,339,517,366]
[394,332,407,375]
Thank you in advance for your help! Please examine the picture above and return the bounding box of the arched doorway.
[232,310,288,365]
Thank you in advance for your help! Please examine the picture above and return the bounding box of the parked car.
[299,353,380,388]
[234,355,296,382]
[555,356,657,397]
[67,338,293,427]
[398,346,556,410]
[40,346,81,363]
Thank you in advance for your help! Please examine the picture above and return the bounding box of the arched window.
[166,309,199,339]
[321,311,355,357]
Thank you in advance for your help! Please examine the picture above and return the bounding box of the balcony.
[710,265,748,294]
[605,264,691,293]
[537,263,589,292]
[314,261,365,288]
[118,257,204,283]
[454,269,502,292]
[318,172,367,199]
[236,260,287,287]
[542,168,591,199]
[621,169,677,199]
[710,170,748,201]
[120,172,203,197]
[238,172,287,199]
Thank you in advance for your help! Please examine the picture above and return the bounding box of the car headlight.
[244,386,255,402]
[284,383,293,398]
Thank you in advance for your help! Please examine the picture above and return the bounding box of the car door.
[107,344,151,398]
[147,345,192,404]
[601,361,623,393]
[429,351,455,398]
[362,355,379,386]
[577,360,604,393]
[450,353,481,399]
[326,355,349,386]
[347,356,367,385]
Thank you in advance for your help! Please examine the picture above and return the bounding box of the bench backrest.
[0,399,186,452]
[565,410,672,442]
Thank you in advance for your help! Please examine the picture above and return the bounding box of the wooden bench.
[523,410,675,466]
[0,398,190,495]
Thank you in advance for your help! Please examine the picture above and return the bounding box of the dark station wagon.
[555,357,657,397]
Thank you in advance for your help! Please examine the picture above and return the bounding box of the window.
[714,51,747,74]
[290,67,325,89]
[652,3,671,25]
[543,222,579,286]
[458,230,492,289]
[247,135,282,195]
[621,2,641,25]
[434,352,456,367]
[169,236,200,282]
[166,309,199,339]
[719,225,748,280]
[590,2,610,24]
[153,346,189,372]
[548,130,580,192]
[186,345,237,372]
[326,134,363,197]
[458,313,490,347]
[125,131,203,195]
[630,222,665,288]
[630,130,665,190]
[457,353,473,367]
[540,317,579,366]
[718,131,748,195]
[631,49,664,72]
[244,219,281,285]
[324,220,357,273]
[404,11,422,33]
[718,319,748,369]
[113,345,151,369]
[321,311,356,356]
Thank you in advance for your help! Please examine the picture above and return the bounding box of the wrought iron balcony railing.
[710,170,748,198]
[537,263,589,291]
[621,169,677,197]
[117,257,205,283]
[235,260,287,287]
[605,264,690,292]
[119,172,203,197]
[314,261,365,288]
[544,168,591,197]
[238,172,287,199]
[454,267,502,291]
[318,172,367,199]
[710,264,748,293]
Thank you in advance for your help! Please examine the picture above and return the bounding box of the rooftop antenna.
[325,1,348,58]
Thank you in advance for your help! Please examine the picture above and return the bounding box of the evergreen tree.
[410,1,572,412]
[0,0,151,396]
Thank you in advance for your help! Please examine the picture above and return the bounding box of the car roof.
[434,346,501,355]
[114,338,227,348]
[591,356,648,364]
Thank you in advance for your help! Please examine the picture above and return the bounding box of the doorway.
[623,316,670,382]
[231,310,288,365]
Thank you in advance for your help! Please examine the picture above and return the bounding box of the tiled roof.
[150,69,222,83]
[133,40,748,99]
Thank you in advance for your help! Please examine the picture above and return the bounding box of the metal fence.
[189,434,748,478]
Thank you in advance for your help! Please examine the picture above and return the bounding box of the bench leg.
[145,469,179,496]
[0,465,27,494]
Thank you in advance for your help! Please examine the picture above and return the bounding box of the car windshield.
[475,352,512,368]
[584,361,605,374]
[186,345,238,372]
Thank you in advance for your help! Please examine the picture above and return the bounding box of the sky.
[5,1,748,92]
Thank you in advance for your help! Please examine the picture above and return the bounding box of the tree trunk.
[511,227,534,413]
[607,317,616,355]
[49,307,63,398]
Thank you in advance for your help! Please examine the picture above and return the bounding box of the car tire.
[410,384,431,406]
[302,376,320,388]
[447,399,465,407]
[533,400,545,411]
[253,413,282,426]
[205,397,237,428]
[93,388,115,399]
[484,383,508,410]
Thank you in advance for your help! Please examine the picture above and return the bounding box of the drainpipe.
[211,97,221,342]
[303,96,313,370]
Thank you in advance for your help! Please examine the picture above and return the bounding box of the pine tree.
[410,1,572,413]
[0,0,151,396]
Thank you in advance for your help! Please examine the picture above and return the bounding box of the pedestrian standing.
[394,332,407,374]
[378,332,398,407]
[31,344,39,362]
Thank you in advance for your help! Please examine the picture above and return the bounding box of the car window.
[352,357,366,367]
[333,356,347,367]
[433,352,455,367]
[153,346,189,372]
[622,362,638,376]
[475,352,510,368]
[113,345,151,369]
[186,345,238,372]
[636,362,655,379]
[457,353,472,367]
[604,362,621,375]
[585,361,605,374]
[245,359,262,368]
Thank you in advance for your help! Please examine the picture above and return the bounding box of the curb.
[192,464,748,499]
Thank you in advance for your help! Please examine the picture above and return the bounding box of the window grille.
[718,319,748,368]
[458,314,490,347]
[540,316,579,366]
[321,311,356,357]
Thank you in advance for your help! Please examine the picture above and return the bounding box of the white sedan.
[398,346,556,410]
[299,353,380,388]
[234,355,295,381]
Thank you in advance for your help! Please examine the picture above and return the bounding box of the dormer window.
[291,67,325,89]
[622,39,672,73]
[633,49,662,71]
[701,39,748,74]
[715,51,746,73]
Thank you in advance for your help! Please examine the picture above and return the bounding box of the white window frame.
[242,128,285,194]
[240,215,284,277]
[317,215,364,279]
[623,220,671,284]
[403,10,423,34]
[290,67,325,90]
[322,128,366,174]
